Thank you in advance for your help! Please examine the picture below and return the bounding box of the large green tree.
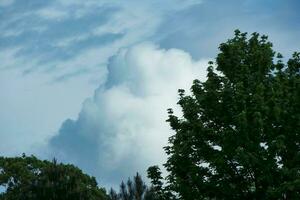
[0,154,108,200]
[154,30,299,199]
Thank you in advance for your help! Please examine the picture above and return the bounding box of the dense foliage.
[155,30,300,199]
[0,155,108,200]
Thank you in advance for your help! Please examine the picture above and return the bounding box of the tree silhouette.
[109,173,158,200]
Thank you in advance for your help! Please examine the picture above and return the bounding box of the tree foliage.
[0,154,108,200]
[109,173,157,200]
[151,30,300,199]
[147,166,174,200]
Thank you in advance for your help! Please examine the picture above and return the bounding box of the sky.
[1,0,299,188]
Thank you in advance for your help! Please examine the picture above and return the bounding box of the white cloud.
[51,43,209,186]
[0,0,14,7]
[37,7,69,20]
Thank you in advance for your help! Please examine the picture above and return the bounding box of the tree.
[155,30,299,199]
[0,154,108,200]
[147,166,174,200]
[109,173,158,200]
[147,166,163,198]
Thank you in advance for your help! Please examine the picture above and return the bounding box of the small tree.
[147,166,163,197]
[110,173,158,200]
[152,30,299,199]
[147,166,174,200]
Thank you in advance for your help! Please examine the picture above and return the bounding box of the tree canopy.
[0,154,108,200]
[149,30,300,199]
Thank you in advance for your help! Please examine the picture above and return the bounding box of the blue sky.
[1,0,299,188]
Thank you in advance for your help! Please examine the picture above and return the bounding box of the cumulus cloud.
[0,68,98,157]
[0,0,203,161]
[50,43,209,187]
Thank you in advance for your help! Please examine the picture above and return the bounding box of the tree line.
[1,30,299,199]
